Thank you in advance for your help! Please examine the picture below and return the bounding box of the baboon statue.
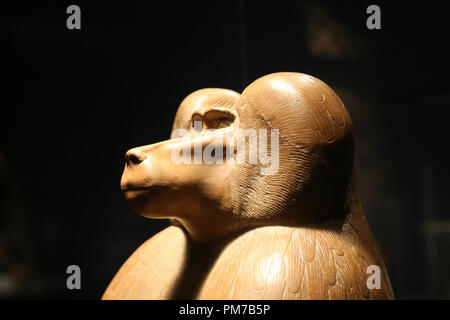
[103,72,394,300]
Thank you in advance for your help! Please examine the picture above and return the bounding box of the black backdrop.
[2,1,450,299]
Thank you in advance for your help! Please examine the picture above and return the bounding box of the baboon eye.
[203,110,235,129]
[190,110,236,132]
[191,113,203,132]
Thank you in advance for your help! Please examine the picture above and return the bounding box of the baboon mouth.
[121,184,167,194]
[121,185,152,192]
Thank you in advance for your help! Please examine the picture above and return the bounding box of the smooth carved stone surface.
[103,72,394,300]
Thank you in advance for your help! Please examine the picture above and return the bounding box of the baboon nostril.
[125,150,146,166]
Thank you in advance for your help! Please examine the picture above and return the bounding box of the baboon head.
[120,72,354,241]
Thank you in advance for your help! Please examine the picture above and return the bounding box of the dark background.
[2,1,450,299]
